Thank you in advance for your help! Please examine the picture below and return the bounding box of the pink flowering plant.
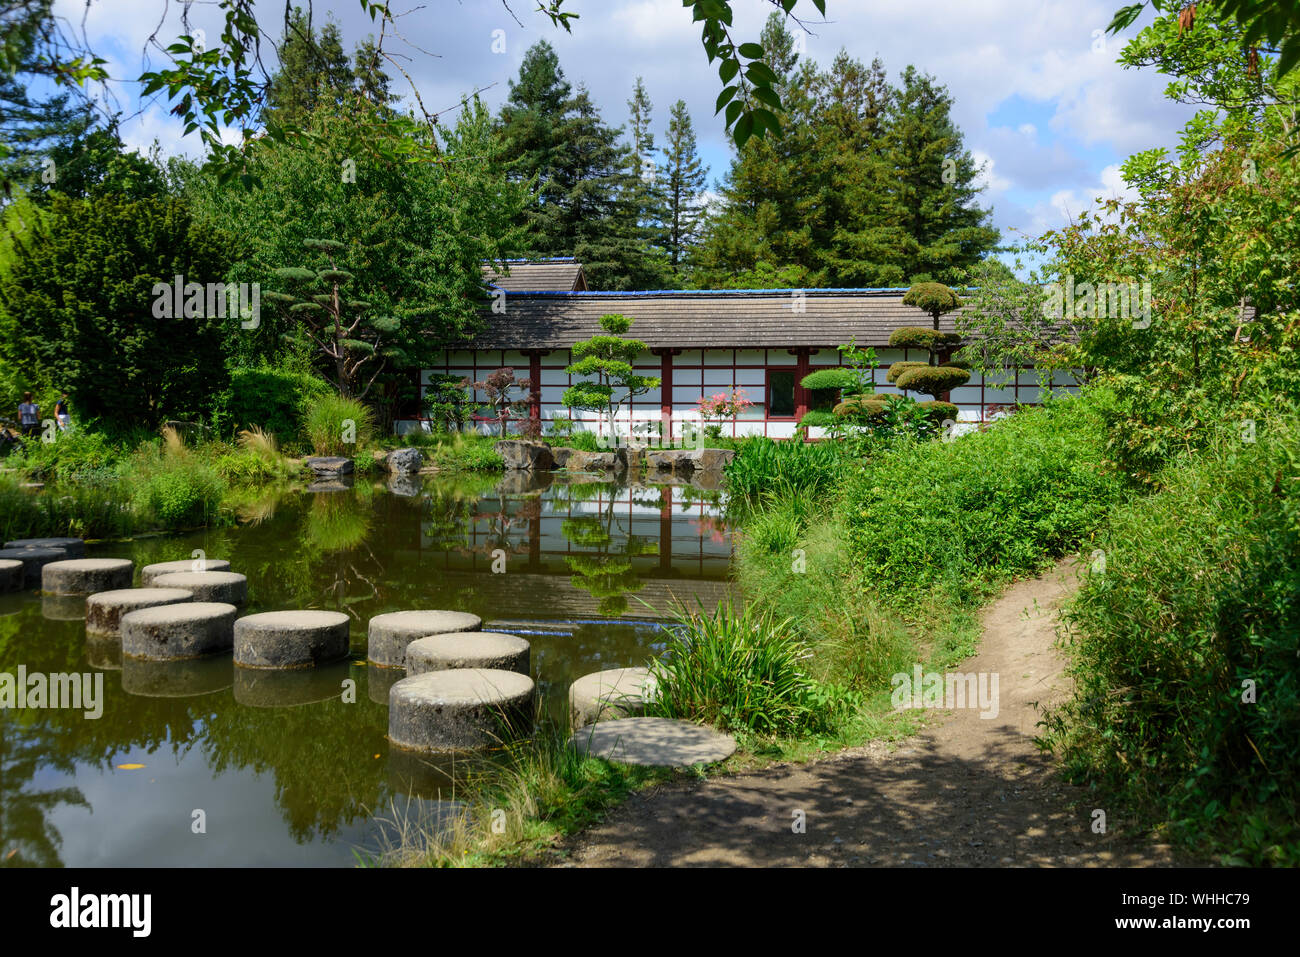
[697,389,753,439]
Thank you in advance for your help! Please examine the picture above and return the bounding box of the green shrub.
[902,282,962,319]
[303,394,376,456]
[219,364,330,444]
[886,361,928,384]
[1046,411,1300,864]
[842,394,1123,606]
[894,364,970,398]
[648,601,856,737]
[887,327,962,352]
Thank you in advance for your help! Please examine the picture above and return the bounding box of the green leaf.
[738,42,765,59]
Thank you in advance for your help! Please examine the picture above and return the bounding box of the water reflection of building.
[419,482,734,619]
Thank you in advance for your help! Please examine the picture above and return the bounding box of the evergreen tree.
[693,14,998,288]
[265,7,394,129]
[659,99,709,273]
[625,77,670,267]
[880,67,999,284]
[497,43,668,289]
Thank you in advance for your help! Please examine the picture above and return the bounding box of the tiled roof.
[481,259,587,293]
[463,289,959,349]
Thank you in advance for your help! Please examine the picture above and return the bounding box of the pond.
[0,471,736,867]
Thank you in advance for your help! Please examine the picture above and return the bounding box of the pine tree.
[265,8,394,128]
[880,67,998,284]
[625,77,670,267]
[497,44,669,289]
[659,99,709,273]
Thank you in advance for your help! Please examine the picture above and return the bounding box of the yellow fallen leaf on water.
[5,848,17,860]
[373,754,380,759]
[116,763,145,770]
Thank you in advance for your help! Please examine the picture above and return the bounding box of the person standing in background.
[17,392,39,437]
[54,391,71,432]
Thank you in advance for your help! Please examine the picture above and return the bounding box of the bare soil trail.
[553,561,1179,867]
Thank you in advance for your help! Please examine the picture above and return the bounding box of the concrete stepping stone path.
[140,558,231,586]
[569,667,658,729]
[0,546,66,585]
[150,570,247,606]
[42,558,134,595]
[388,668,534,752]
[366,609,482,669]
[234,610,351,669]
[568,717,737,767]
[85,587,195,638]
[4,537,86,558]
[120,601,239,660]
[405,631,530,676]
[0,559,23,592]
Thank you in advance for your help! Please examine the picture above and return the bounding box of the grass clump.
[647,601,857,738]
[304,394,376,456]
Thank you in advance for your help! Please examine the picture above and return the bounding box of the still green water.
[0,472,734,866]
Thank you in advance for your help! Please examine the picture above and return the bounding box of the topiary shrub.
[895,366,971,398]
[833,396,886,419]
[902,281,962,328]
[799,368,859,391]
[797,409,839,429]
[886,360,929,384]
[915,400,959,424]
[888,327,963,353]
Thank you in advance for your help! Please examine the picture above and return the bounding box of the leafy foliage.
[0,194,234,428]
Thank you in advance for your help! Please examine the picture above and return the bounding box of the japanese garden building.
[400,258,1076,438]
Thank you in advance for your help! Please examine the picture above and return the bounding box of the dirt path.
[553,561,1178,867]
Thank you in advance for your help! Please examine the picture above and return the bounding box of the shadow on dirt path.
[553,560,1183,867]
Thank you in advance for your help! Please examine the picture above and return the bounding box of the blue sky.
[59,0,1198,249]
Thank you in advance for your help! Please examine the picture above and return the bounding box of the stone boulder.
[386,447,424,474]
[549,446,576,468]
[565,449,628,473]
[495,440,555,471]
[644,448,695,474]
[688,448,736,473]
[304,456,354,476]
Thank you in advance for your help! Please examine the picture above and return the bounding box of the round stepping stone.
[150,571,247,606]
[569,667,658,729]
[568,717,736,767]
[122,655,232,698]
[388,668,535,752]
[42,558,134,595]
[86,587,195,638]
[0,546,66,585]
[140,558,231,586]
[4,537,85,558]
[0,559,23,592]
[367,610,482,669]
[120,601,238,661]
[234,610,351,669]
[405,632,530,676]
[233,660,352,707]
